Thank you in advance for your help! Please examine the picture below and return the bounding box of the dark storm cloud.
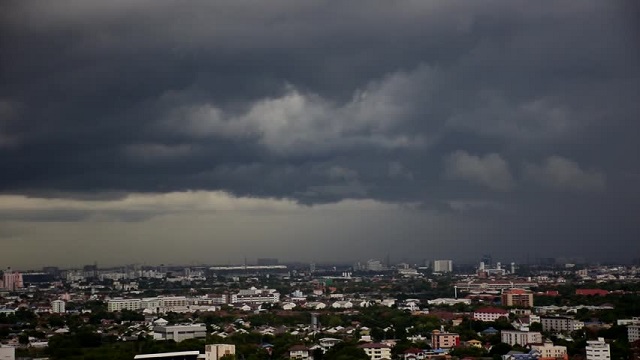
[1,0,639,262]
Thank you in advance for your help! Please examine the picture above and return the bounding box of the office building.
[230,287,280,304]
[433,260,453,273]
[531,340,568,360]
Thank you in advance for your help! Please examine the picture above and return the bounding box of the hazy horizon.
[1,1,639,269]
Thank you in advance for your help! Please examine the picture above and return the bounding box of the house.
[289,344,312,359]
[282,302,297,310]
[474,307,509,322]
[358,343,392,360]
[465,339,482,348]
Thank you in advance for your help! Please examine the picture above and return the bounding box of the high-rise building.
[2,268,23,291]
[366,259,384,271]
[51,300,66,314]
[433,260,453,273]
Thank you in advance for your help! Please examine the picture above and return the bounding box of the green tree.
[324,342,369,360]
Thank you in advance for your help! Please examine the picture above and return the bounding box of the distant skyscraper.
[2,268,24,291]
[366,259,384,271]
[433,260,453,273]
[482,254,493,267]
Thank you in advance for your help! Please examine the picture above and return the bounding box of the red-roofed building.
[473,307,509,322]
[576,289,608,296]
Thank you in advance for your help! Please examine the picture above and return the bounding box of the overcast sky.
[1,1,639,269]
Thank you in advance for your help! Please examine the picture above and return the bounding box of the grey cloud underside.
[1,0,639,262]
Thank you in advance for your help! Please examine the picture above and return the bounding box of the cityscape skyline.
[1,1,639,267]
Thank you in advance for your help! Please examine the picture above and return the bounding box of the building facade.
[430,330,460,349]
[358,343,392,360]
[500,330,542,346]
[230,287,280,304]
[541,317,584,333]
[432,260,453,273]
[473,307,509,322]
[629,325,640,343]
[531,340,568,360]
[2,269,23,291]
[502,288,534,307]
[586,338,610,360]
[205,344,236,360]
[153,324,207,342]
[51,299,66,314]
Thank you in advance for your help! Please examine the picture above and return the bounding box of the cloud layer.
[1,0,639,266]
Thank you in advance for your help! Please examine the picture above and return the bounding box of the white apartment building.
[531,340,568,359]
[586,338,610,360]
[473,307,509,322]
[205,344,236,360]
[629,325,640,343]
[433,260,453,273]
[358,343,392,360]
[51,299,65,314]
[0,346,15,360]
[230,287,280,304]
[107,298,142,312]
[153,324,207,342]
[500,330,542,346]
[541,317,584,333]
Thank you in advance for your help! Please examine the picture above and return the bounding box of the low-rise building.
[288,345,312,359]
[205,344,236,360]
[358,343,392,360]
[153,324,207,342]
[473,307,509,322]
[531,340,568,360]
[230,287,280,304]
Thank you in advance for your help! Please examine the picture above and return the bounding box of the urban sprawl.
[1,258,640,360]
